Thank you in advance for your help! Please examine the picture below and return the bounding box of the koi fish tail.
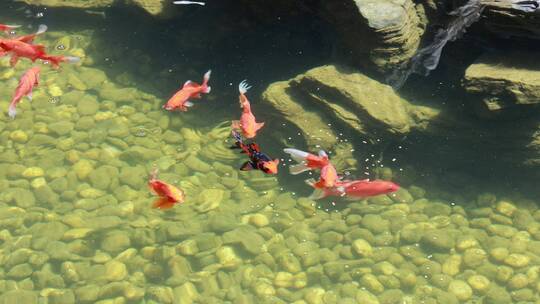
[64,56,81,64]
[2,24,21,32]
[152,197,175,209]
[289,163,310,175]
[202,70,211,93]
[283,148,309,164]
[239,80,252,94]
[36,24,48,35]
[7,103,17,119]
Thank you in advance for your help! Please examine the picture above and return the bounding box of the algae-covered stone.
[49,121,74,137]
[0,290,38,304]
[62,228,94,240]
[77,95,99,116]
[118,166,145,188]
[355,290,379,304]
[7,188,36,207]
[222,227,264,255]
[7,263,32,279]
[484,286,511,304]
[490,247,509,262]
[504,253,530,268]
[421,229,455,252]
[101,231,131,254]
[185,155,212,173]
[177,239,198,256]
[467,275,490,293]
[360,274,384,294]
[104,260,127,281]
[352,239,373,257]
[196,189,224,213]
[319,231,343,248]
[88,166,118,190]
[73,160,93,180]
[216,246,242,269]
[274,271,294,288]
[75,285,100,302]
[10,130,28,143]
[442,255,461,276]
[173,282,199,304]
[463,248,486,268]
[508,273,528,290]
[448,280,472,301]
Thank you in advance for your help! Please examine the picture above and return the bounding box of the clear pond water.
[0,1,539,304]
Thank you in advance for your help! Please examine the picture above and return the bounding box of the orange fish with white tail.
[231,80,265,139]
[40,54,80,69]
[8,66,40,119]
[148,168,185,210]
[307,163,339,189]
[163,70,211,112]
[283,148,330,175]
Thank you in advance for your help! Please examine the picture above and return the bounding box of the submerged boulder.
[463,51,540,115]
[321,0,425,72]
[263,65,440,149]
[482,0,540,40]
[20,0,173,17]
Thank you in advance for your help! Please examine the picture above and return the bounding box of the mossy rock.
[420,229,455,252]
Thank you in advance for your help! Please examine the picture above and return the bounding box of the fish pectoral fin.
[152,197,175,209]
[240,161,254,171]
[184,101,194,107]
[309,189,326,200]
[27,92,32,101]
[289,163,310,175]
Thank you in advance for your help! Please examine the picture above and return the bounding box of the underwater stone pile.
[1,24,540,304]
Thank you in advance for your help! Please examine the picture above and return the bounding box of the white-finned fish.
[173,1,206,5]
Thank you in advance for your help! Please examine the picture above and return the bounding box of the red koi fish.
[0,24,20,33]
[163,70,211,111]
[0,39,47,67]
[8,66,40,119]
[148,168,185,209]
[230,130,279,174]
[283,148,330,175]
[40,54,80,69]
[231,80,264,139]
[307,178,400,200]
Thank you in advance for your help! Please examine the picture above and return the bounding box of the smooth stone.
[77,95,99,116]
[448,280,472,301]
[483,286,512,304]
[101,231,131,254]
[9,130,28,143]
[467,275,490,293]
[62,228,94,241]
[442,255,461,276]
[420,229,455,252]
[104,260,127,281]
[352,239,373,257]
[504,253,530,268]
[7,263,33,279]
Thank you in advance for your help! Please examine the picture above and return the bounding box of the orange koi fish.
[148,168,185,209]
[231,80,265,139]
[8,66,40,119]
[163,70,211,111]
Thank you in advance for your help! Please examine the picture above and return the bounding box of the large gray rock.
[463,51,540,115]
[321,0,425,72]
[482,0,540,40]
[263,65,440,149]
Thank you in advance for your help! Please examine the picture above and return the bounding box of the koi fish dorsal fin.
[183,80,198,88]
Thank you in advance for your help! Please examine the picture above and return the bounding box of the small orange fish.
[310,163,339,189]
[231,80,264,139]
[8,66,40,119]
[148,168,185,209]
[163,70,211,111]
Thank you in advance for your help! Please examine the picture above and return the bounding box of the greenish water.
[0,2,539,304]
